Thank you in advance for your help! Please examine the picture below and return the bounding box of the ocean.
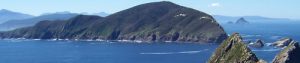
[0,23,299,63]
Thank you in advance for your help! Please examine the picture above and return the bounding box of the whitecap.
[108,42,115,43]
[252,48,281,52]
[86,39,94,41]
[134,40,142,43]
[139,49,209,55]
[178,49,209,54]
[58,39,64,40]
[118,40,131,42]
[33,39,41,40]
[164,41,173,43]
[140,52,175,55]
[270,36,282,40]
[241,34,262,38]
[265,43,273,46]
[96,39,104,41]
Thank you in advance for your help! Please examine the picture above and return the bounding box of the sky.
[0,0,299,19]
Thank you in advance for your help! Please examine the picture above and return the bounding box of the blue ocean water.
[0,39,285,63]
[0,40,219,63]
[0,22,299,63]
[222,23,300,42]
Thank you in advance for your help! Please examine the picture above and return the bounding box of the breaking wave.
[252,48,281,52]
[140,49,209,55]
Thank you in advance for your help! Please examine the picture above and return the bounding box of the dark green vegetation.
[0,1,227,43]
[208,33,263,63]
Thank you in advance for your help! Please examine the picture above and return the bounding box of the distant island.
[225,17,250,24]
[0,9,34,24]
[235,17,250,24]
[0,12,78,31]
[0,1,227,43]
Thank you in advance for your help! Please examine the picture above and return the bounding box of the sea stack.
[208,33,265,63]
[249,39,265,48]
[272,42,300,63]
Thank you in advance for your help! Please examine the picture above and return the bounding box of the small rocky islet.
[271,38,295,47]
[249,39,265,48]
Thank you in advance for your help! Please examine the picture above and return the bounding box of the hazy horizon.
[1,0,299,19]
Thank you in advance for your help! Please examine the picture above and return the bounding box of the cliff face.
[208,33,261,63]
[0,1,227,43]
[272,42,300,63]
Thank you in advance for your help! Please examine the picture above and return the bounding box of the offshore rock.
[249,39,264,48]
[271,38,294,47]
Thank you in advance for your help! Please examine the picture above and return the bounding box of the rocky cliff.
[272,42,300,63]
[208,33,264,63]
[271,38,294,47]
[0,1,227,43]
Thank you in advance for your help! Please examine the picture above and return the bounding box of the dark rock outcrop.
[272,42,300,63]
[0,1,227,43]
[249,39,265,48]
[208,33,264,63]
[271,38,294,47]
[236,17,249,24]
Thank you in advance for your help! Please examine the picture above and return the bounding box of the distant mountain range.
[0,12,79,31]
[213,15,298,24]
[0,1,227,43]
[0,8,296,31]
[0,9,34,24]
[0,10,110,31]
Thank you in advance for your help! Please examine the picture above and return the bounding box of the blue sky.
[0,0,299,19]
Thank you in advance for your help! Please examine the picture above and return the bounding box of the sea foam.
[139,49,209,55]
